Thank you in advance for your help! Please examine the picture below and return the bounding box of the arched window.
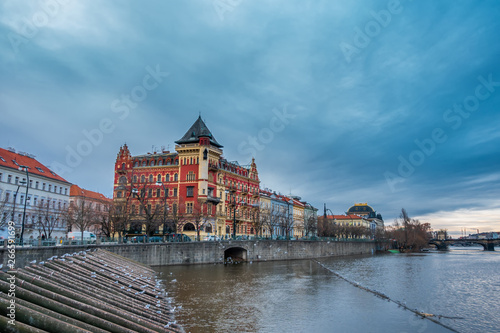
[134,161,139,167]
[205,223,213,233]
[226,226,230,234]
[121,163,125,169]
[165,174,170,182]
[133,175,138,183]
[157,174,161,182]
[174,173,178,181]
[150,160,155,166]
[142,161,146,167]
[166,159,171,165]
[149,175,153,182]
[183,223,195,231]
[141,175,146,183]
[119,176,127,184]
[158,160,163,166]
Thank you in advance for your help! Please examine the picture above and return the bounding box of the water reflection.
[156,247,499,333]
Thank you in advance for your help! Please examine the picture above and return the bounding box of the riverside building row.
[0,147,111,241]
[113,116,319,240]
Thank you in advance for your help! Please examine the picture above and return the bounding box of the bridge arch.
[224,247,247,263]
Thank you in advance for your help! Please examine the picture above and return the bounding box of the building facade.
[0,147,71,240]
[68,185,113,237]
[113,116,260,240]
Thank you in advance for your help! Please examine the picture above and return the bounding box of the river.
[155,246,500,333]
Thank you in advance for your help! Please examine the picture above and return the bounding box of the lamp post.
[225,190,243,239]
[11,179,27,237]
[19,165,30,246]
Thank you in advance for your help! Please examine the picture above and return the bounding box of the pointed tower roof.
[175,116,223,148]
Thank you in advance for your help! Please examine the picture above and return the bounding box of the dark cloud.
[1,0,499,235]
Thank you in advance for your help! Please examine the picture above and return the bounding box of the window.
[150,160,155,166]
[208,203,212,215]
[7,175,11,183]
[208,187,214,197]
[205,223,213,233]
[186,186,194,197]
[42,183,46,190]
[33,196,37,207]
[15,176,19,185]
[54,186,57,193]
[64,188,68,195]
[35,181,39,189]
[48,184,52,192]
[173,188,177,197]
[158,160,163,166]
[156,188,161,197]
[141,175,146,183]
[149,175,153,183]
[29,180,33,188]
[186,203,193,214]
[119,176,127,184]
[165,174,170,182]
[187,171,195,181]
[5,192,10,202]
[157,174,161,182]
[174,173,178,181]
[142,161,146,167]
[36,167,44,173]
[133,175,138,183]
[117,191,122,198]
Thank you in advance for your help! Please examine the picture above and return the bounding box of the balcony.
[208,162,218,171]
[207,195,221,205]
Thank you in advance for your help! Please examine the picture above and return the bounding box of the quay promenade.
[0,239,377,268]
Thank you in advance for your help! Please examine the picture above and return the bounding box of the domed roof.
[347,203,374,214]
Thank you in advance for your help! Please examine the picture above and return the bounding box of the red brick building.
[113,116,260,240]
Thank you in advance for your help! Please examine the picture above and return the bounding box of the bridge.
[429,238,500,251]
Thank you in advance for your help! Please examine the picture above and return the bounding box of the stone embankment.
[0,249,183,333]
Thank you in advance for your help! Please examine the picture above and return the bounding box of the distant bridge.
[429,238,500,251]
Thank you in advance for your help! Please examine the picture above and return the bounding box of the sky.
[1,0,499,236]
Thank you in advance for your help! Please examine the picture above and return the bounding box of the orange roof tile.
[0,147,69,183]
[70,185,112,202]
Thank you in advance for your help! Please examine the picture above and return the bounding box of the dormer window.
[36,167,44,173]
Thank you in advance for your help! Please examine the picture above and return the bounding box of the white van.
[67,231,97,243]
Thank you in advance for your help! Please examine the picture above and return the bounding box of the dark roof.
[347,204,375,214]
[175,116,223,148]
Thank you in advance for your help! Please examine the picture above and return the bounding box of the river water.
[155,246,500,333]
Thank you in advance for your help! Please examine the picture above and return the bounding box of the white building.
[0,147,71,240]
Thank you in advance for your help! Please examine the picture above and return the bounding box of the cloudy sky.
[1,0,499,236]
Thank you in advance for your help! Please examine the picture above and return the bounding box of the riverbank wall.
[1,240,376,268]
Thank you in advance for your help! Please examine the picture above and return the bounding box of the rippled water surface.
[156,246,499,333]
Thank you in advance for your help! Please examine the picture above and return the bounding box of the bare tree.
[386,208,432,251]
[303,214,317,238]
[65,197,96,241]
[250,207,263,237]
[34,198,62,239]
[0,191,9,230]
[279,206,294,239]
[262,204,281,239]
[132,182,163,238]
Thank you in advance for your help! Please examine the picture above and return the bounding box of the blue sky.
[1,0,499,236]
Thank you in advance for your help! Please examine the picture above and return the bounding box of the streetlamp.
[11,179,27,227]
[19,165,30,246]
[225,190,244,239]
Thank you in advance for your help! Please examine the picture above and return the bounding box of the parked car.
[166,233,192,242]
[203,235,220,241]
